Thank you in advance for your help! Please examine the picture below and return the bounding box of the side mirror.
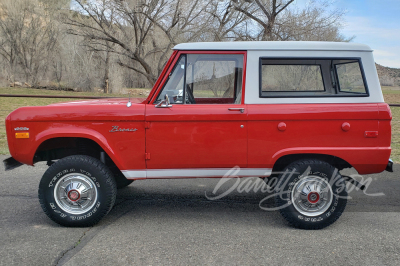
[155,94,173,108]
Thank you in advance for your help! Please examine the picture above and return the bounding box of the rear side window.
[260,58,368,98]
[335,61,367,94]
[261,65,324,92]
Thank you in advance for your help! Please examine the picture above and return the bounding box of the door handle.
[228,108,245,113]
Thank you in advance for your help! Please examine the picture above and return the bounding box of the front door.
[145,52,247,173]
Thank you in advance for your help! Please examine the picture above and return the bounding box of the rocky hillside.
[376,64,400,86]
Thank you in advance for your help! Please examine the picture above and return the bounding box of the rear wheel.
[275,159,347,229]
[38,155,117,227]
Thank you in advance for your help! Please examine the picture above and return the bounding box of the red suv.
[4,41,392,229]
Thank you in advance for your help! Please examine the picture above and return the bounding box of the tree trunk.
[104,46,110,94]
[263,18,275,41]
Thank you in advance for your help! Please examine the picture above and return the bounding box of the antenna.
[127,91,132,107]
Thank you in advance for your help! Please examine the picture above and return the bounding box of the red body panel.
[4,50,392,176]
[8,100,146,170]
[247,103,391,174]
[145,104,247,169]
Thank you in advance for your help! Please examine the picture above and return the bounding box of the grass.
[1,86,400,163]
[0,87,150,97]
[382,87,400,163]
[381,86,400,163]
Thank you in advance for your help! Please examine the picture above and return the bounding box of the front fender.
[11,121,146,171]
[34,128,119,165]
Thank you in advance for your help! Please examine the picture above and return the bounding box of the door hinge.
[145,122,151,129]
[145,153,151,160]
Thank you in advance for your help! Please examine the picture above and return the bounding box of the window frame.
[259,57,370,98]
[333,60,368,95]
[188,56,241,101]
[260,62,326,93]
[154,54,187,104]
[149,50,247,105]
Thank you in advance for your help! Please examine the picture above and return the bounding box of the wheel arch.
[271,153,352,176]
[33,135,123,171]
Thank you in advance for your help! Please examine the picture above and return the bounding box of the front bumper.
[3,157,22,171]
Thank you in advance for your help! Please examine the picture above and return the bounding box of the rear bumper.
[386,159,394,172]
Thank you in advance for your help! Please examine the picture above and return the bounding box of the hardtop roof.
[173,41,372,52]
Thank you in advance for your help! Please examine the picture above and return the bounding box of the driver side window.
[156,54,244,104]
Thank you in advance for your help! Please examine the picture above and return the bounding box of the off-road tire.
[275,159,347,230]
[38,155,117,227]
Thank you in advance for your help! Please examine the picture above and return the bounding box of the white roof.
[173,41,372,52]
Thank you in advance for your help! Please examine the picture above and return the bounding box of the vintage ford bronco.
[4,42,393,229]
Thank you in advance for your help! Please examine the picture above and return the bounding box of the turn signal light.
[15,132,29,139]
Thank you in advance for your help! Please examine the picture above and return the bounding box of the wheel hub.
[67,189,80,201]
[291,176,333,217]
[307,192,320,204]
[54,174,98,215]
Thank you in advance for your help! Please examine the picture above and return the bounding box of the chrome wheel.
[291,176,333,217]
[54,173,98,215]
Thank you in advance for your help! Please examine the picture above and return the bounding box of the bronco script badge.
[109,126,138,132]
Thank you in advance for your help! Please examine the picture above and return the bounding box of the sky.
[332,0,400,68]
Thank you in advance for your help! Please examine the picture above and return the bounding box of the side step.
[3,157,23,171]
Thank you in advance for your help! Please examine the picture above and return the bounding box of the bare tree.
[64,0,214,86]
[0,0,60,85]
[205,0,248,41]
[0,0,352,92]
[233,0,347,41]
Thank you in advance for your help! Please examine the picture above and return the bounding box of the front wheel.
[275,159,347,230]
[38,155,117,227]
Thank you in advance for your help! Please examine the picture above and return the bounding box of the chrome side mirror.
[155,94,172,108]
